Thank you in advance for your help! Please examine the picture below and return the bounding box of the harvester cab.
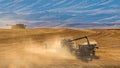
[61,36,99,57]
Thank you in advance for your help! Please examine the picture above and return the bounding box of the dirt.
[0,28,120,68]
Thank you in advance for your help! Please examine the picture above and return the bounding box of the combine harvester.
[6,24,26,29]
[61,36,99,61]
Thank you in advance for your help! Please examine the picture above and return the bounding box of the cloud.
[48,8,103,14]
[64,0,75,6]
[51,0,67,7]
[40,2,51,7]
[98,0,113,5]
[98,15,120,21]
[110,4,120,8]
[0,0,4,2]
[0,0,120,28]
[0,12,6,14]
[89,9,120,15]
[5,0,24,8]
[40,15,57,19]
[0,18,27,24]
[16,0,42,12]
[114,20,120,23]
[75,0,105,9]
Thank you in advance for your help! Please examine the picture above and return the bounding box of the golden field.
[0,28,120,68]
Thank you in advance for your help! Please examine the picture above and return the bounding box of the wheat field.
[0,28,120,68]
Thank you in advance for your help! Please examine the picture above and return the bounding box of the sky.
[0,0,120,28]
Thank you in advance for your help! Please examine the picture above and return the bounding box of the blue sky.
[0,0,120,28]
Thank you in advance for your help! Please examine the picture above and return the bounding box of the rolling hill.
[0,28,120,68]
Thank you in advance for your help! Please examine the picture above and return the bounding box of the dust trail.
[24,37,75,59]
[0,37,76,68]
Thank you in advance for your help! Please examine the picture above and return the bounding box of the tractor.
[61,36,99,60]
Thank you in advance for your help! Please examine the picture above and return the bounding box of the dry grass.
[0,28,120,68]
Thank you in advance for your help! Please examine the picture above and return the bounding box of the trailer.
[61,36,99,57]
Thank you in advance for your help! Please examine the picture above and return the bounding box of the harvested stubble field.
[0,28,120,68]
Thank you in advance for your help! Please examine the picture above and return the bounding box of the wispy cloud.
[89,9,120,15]
[16,0,42,12]
[0,0,120,28]
[0,0,4,2]
[98,15,120,21]
[99,0,113,5]
[51,0,67,7]
[5,0,24,8]
[75,0,105,9]
[48,8,103,14]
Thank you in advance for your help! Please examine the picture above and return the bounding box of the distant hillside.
[0,28,119,47]
[29,22,120,29]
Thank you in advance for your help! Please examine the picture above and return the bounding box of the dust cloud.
[0,37,75,68]
[24,37,75,59]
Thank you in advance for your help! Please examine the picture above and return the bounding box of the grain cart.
[61,36,99,57]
